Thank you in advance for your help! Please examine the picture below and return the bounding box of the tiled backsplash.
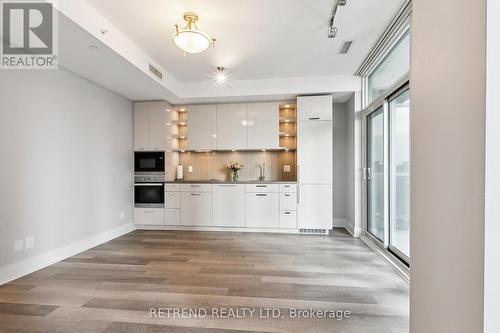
[177,151,296,181]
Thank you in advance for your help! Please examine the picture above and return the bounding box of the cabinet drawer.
[165,209,180,225]
[165,184,181,192]
[280,210,297,229]
[245,184,278,193]
[280,192,297,211]
[279,184,297,193]
[134,208,164,226]
[165,191,181,209]
[181,184,213,192]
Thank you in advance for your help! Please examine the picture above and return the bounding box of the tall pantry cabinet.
[296,95,333,230]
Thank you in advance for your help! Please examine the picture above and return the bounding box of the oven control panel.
[134,175,164,183]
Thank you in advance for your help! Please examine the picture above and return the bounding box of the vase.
[232,171,239,182]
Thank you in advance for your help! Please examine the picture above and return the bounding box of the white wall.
[410,0,486,332]
[484,0,500,331]
[0,69,133,281]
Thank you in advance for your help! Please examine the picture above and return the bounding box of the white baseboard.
[0,222,135,286]
[136,225,301,234]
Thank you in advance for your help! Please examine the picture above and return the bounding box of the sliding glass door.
[364,84,410,265]
[366,107,385,242]
[389,88,410,260]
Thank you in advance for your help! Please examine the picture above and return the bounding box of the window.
[368,30,410,103]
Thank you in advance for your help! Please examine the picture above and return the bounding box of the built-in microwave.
[134,152,165,174]
[134,175,164,208]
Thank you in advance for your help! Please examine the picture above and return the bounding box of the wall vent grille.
[339,41,353,54]
[299,229,328,235]
[149,64,163,80]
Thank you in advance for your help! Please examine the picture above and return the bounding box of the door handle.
[190,193,201,196]
[367,168,373,180]
[256,194,267,197]
[297,186,300,204]
[308,117,321,120]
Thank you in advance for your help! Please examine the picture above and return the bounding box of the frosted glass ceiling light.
[172,12,215,54]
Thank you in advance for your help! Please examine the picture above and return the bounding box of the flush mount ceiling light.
[172,12,215,54]
[215,66,226,83]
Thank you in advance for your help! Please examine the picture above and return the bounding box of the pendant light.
[172,12,216,54]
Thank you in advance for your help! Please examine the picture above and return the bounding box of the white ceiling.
[85,0,404,83]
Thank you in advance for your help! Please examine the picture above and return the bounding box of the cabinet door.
[213,184,245,227]
[165,209,181,225]
[246,193,279,228]
[187,105,217,150]
[297,121,333,183]
[133,102,149,151]
[216,104,248,150]
[134,208,164,225]
[149,101,168,151]
[181,192,213,226]
[297,95,333,121]
[297,184,332,229]
[247,102,279,150]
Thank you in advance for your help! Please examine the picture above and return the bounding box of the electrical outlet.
[284,165,291,173]
[25,236,35,250]
[14,240,23,252]
[120,211,125,220]
[188,165,193,173]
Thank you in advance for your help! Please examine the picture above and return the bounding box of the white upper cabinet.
[187,105,217,150]
[149,101,168,151]
[247,102,279,150]
[216,104,248,150]
[297,95,333,121]
[133,101,169,151]
[133,102,149,151]
[297,121,333,184]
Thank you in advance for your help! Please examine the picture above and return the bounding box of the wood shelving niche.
[279,103,297,151]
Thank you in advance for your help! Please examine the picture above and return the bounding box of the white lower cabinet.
[135,208,164,225]
[246,192,279,228]
[213,184,245,227]
[297,184,333,229]
[165,208,181,225]
[181,192,213,226]
[279,192,297,211]
[280,210,297,228]
[165,191,180,209]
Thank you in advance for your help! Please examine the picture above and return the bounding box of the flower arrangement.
[227,161,243,181]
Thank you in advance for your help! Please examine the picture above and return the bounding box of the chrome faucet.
[259,162,266,181]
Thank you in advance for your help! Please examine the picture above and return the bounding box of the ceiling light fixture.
[172,12,215,54]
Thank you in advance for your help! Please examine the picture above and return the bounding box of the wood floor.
[0,229,409,333]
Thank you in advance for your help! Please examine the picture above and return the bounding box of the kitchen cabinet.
[133,101,170,151]
[297,95,333,121]
[165,208,181,225]
[279,192,297,211]
[187,105,217,150]
[247,102,279,150]
[297,184,333,229]
[165,191,180,209]
[280,210,297,229]
[133,103,149,151]
[181,184,213,192]
[216,104,248,150]
[148,102,168,151]
[297,121,333,184]
[181,192,213,226]
[134,208,164,225]
[213,184,245,227]
[246,192,279,228]
[245,184,279,193]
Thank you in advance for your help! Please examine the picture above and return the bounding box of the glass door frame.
[361,75,410,267]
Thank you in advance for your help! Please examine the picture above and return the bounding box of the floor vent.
[149,64,163,80]
[299,229,328,235]
[339,40,353,54]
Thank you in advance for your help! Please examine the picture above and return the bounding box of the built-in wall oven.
[134,152,165,175]
[134,175,164,208]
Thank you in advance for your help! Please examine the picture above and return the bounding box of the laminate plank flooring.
[0,229,409,333]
